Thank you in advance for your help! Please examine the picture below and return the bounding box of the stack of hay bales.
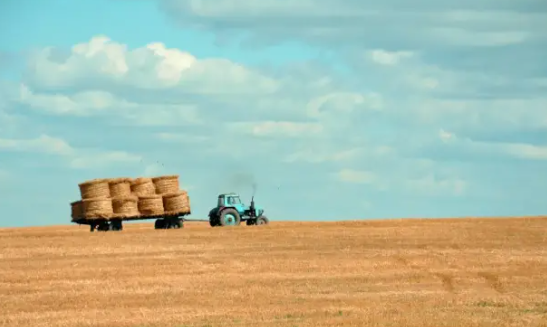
[70,174,190,221]
[151,175,191,216]
[110,178,139,218]
[77,178,113,220]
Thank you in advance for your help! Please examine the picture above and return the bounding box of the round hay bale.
[162,191,189,212]
[82,197,113,219]
[70,200,84,220]
[181,194,191,214]
[130,177,155,196]
[109,178,132,198]
[78,178,111,199]
[138,194,164,216]
[152,175,180,195]
[112,196,139,218]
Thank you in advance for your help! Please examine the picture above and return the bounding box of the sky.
[0,0,547,227]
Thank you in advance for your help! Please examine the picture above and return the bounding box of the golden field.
[1,217,546,327]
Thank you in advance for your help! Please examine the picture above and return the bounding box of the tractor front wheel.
[219,208,241,227]
[256,216,269,225]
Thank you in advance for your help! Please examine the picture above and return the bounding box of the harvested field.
[1,217,546,327]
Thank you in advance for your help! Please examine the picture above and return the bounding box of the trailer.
[72,209,192,232]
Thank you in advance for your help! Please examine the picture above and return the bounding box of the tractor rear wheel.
[256,216,269,225]
[209,215,219,227]
[219,208,241,227]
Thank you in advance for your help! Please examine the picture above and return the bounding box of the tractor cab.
[217,193,245,214]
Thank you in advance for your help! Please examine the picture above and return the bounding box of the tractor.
[208,192,269,227]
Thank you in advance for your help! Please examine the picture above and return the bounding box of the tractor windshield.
[229,196,241,205]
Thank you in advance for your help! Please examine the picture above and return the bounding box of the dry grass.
[1,216,547,327]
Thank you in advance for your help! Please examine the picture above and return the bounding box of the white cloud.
[19,85,119,116]
[0,134,74,155]
[336,168,378,184]
[19,84,201,126]
[369,50,414,66]
[156,133,210,143]
[27,36,279,94]
[306,92,383,119]
[335,165,467,196]
[20,35,382,130]
[439,129,455,142]
[0,134,141,169]
[501,143,547,160]
[284,147,363,163]
[157,0,547,139]
[8,33,547,205]
[69,151,141,169]
[158,0,547,50]
[227,121,324,138]
[404,174,467,196]
[437,130,547,161]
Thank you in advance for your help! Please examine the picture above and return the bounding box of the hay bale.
[70,200,84,221]
[112,196,139,218]
[152,175,180,195]
[162,191,189,214]
[130,177,155,196]
[180,193,191,214]
[138,194,164,216]
[109,178,132,198]
[83,197,113,219]
[79,178,111,199]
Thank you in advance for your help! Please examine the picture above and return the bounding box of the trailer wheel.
[97,221,111,231]
[111,219,123,231]
[154,219,165,229]
[175,218,183,229]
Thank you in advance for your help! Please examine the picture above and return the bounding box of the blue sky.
[1,0,546,227]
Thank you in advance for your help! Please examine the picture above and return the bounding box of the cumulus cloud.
[12,36,386,166]
[0,134,141,169]
[19,36,381,126]
[25,35,279,94]
[6,33,547,204]
[156,0,547,133]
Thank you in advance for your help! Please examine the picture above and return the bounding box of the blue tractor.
[208,193,269,227]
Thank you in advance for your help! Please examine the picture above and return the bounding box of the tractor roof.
[218,192,239,197]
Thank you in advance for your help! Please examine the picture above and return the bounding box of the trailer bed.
[72,210,191,225]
